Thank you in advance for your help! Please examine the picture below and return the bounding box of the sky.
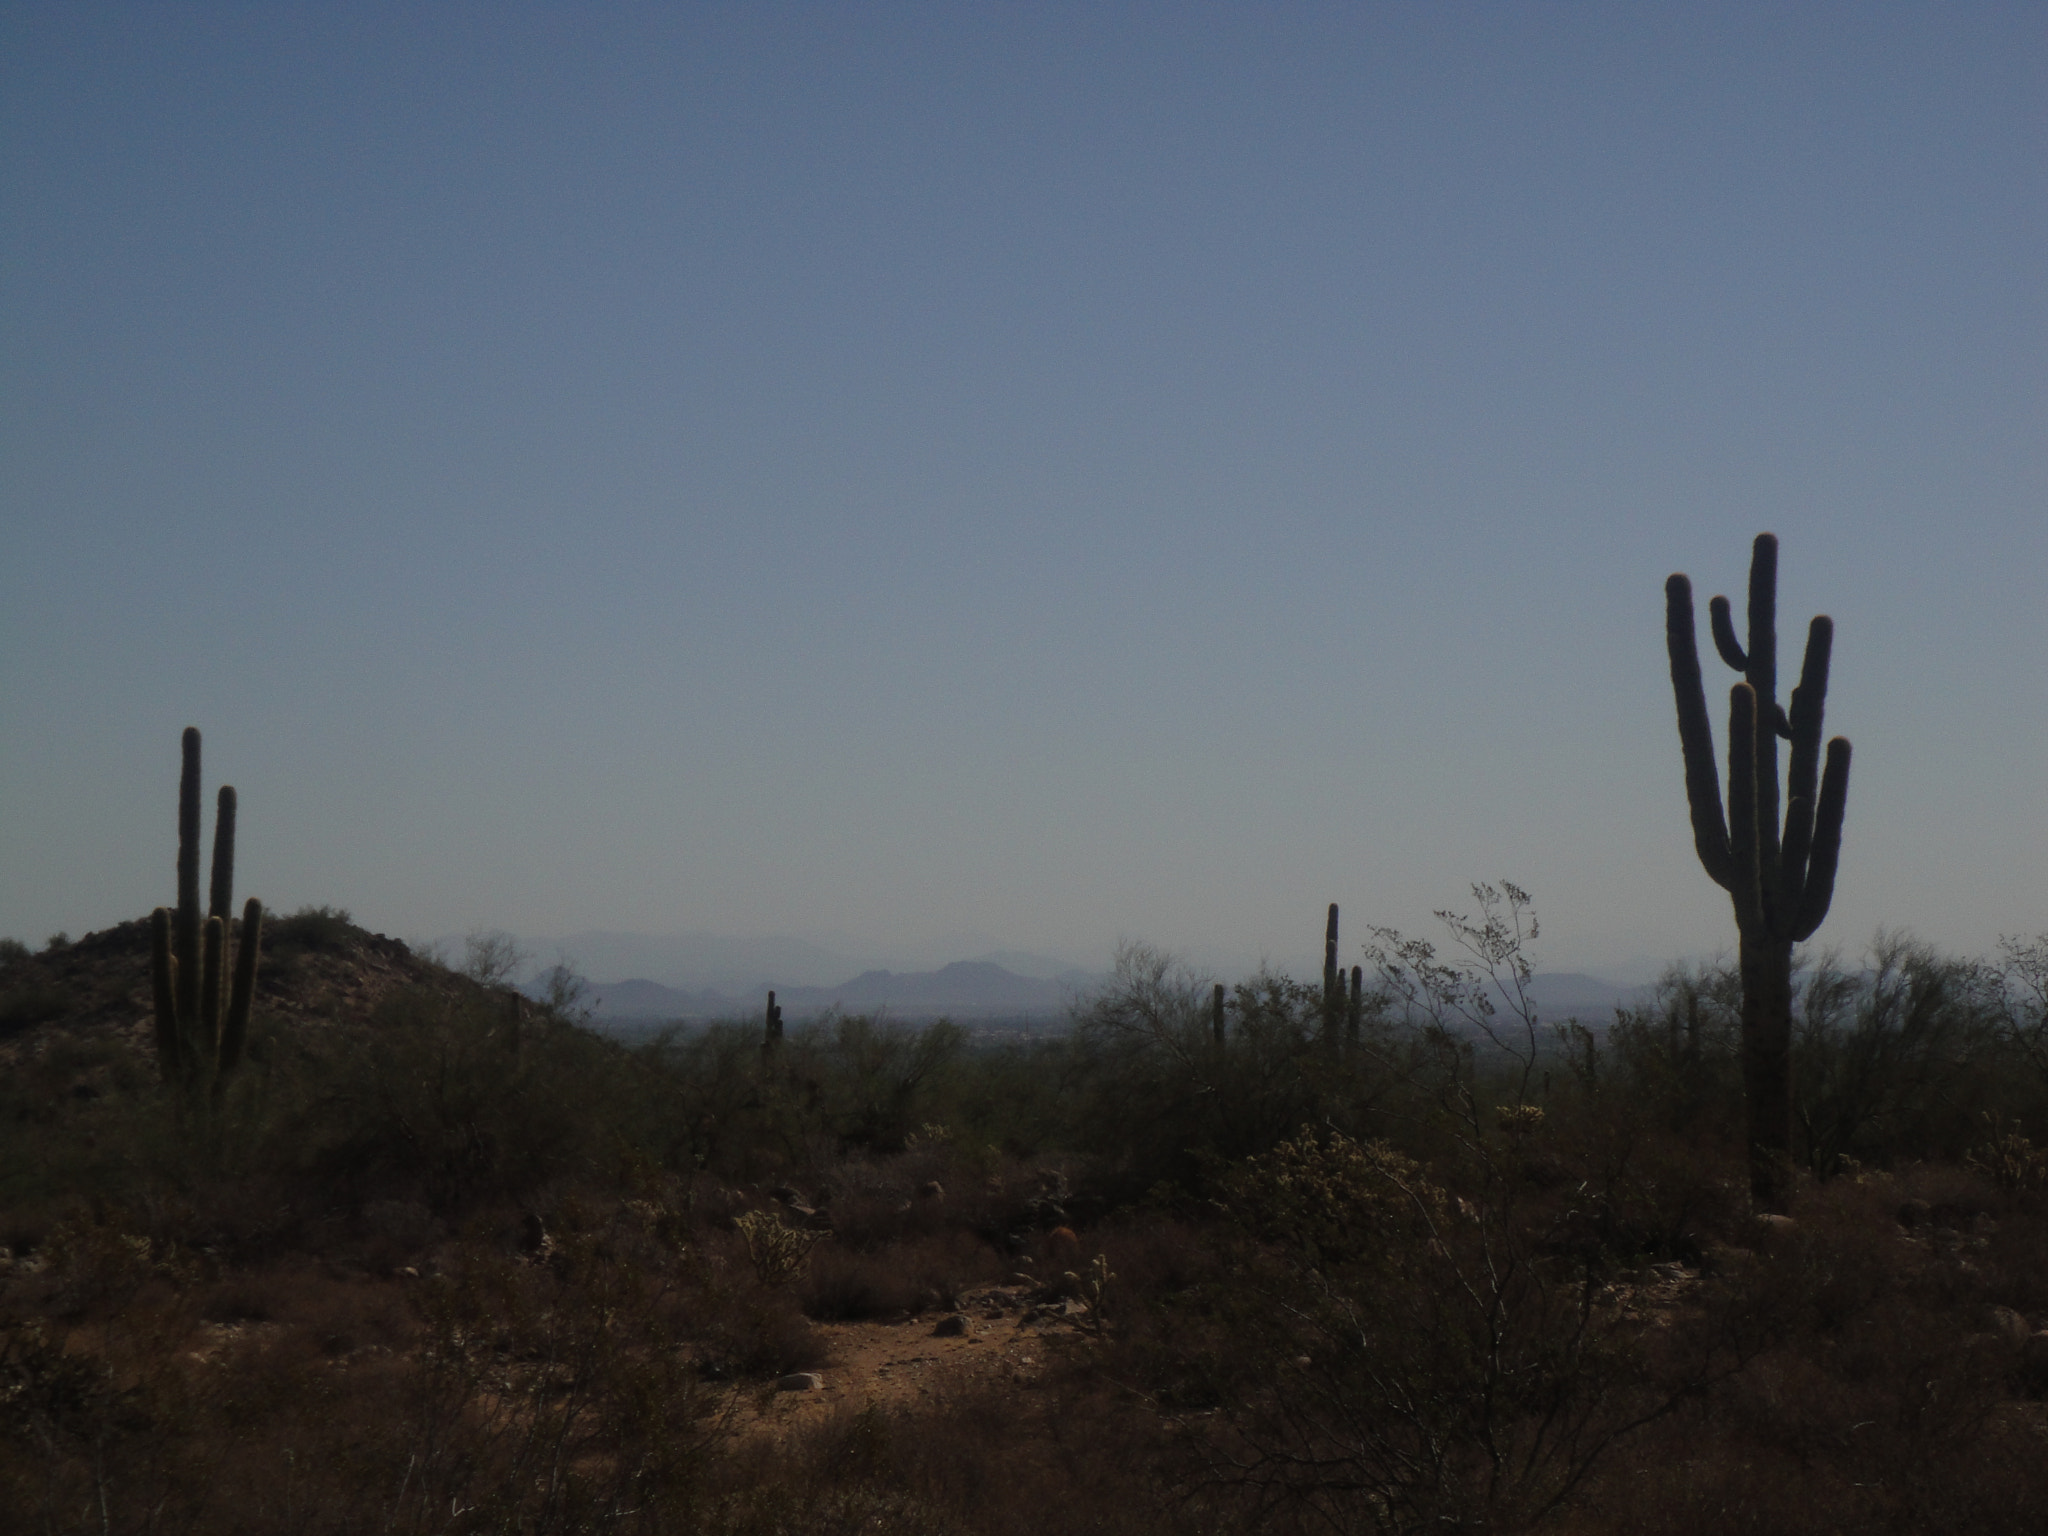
[3,2,2043,985]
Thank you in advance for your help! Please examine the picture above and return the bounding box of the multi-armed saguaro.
[1665,535,1851,1206]
[150,727,262,1096]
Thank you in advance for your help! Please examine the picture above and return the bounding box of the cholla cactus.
[733,1208,824,1286]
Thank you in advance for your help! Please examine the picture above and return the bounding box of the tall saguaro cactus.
[1665,535,1851,1206]
[1321,904,1341,1052]
[151,727,262,1096]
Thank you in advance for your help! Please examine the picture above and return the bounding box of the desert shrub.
[800,1228,1003,1320]
[0,982,70,1039]
[634,1022,814,1179]
[265,903,354,956]
[1106,1115,1770,1535]
[1062,945,1416,1199]
[1793,934,2009,1174]
[784,1014,969,1154]
[1607,962,1746,1138]
[273,983,635,1217]
[1990,932,2048,1090]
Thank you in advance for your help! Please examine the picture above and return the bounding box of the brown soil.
[729,1283,1093,1439]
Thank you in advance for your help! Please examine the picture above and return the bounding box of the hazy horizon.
[5,5,2043,981]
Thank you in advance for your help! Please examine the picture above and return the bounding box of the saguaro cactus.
[1665,535,1851,1206]
[150,728,262,1095]
[1321,904,1341,1052]
[763,989,784,1056]
[1211,982,1227,1046]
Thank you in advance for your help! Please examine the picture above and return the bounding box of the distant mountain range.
[575,959,1091,1025]
[494,929,1095,996]
[564,958,1648,1030]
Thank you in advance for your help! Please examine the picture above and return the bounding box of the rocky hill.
[0,908,494,1074]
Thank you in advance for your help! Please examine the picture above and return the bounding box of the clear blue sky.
[4,3,2042,981]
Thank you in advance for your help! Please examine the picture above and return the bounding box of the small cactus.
[150,728,261,1096]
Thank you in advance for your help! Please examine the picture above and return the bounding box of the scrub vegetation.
[6,899,2048,1535]
[5,693,2048,1533]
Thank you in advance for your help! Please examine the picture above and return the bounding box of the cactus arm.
[1778,792,1814,925]
[149,907,182,1082]
[1726,684,1764,936]
[218,898,261,1080]
[176,728,203,1025]
[1745,536,1783,894]
[1709,595,1748,671]
[1666,576,1734,890]
[1744,535,1779,703]
[1778,616,1833,912]
[1791,738,1851,941]
[197,914,226,1072]
[208,786,237,921]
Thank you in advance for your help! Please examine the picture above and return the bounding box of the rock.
[1897,1199,1933,1229]
[1990,1306,2034,1346]
[776,1372,823,1392]
[932,1313,969,1337]
[1754,1213,1797,1236]
[918,1180,945,1201]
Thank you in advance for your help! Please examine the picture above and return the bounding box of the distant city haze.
[4,6,2042,983]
